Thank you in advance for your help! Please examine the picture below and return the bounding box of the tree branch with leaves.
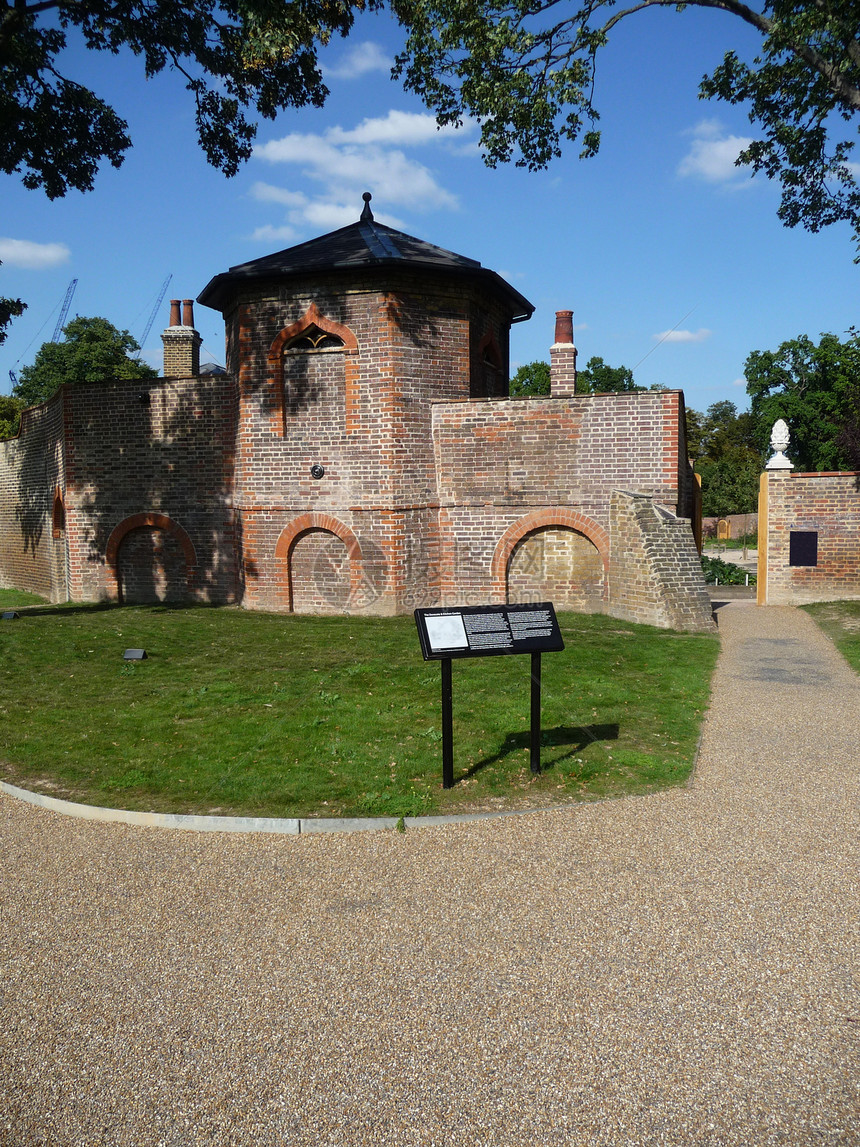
[4,0,860,252]
[390,0,860,248]
[0,0,372,198]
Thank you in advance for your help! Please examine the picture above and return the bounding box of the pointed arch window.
[269,303,357,369]
[285,324,345,351]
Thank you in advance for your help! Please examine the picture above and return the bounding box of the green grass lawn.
[804,601,860,674]
[0,593,719,819]
[0,588,51,608]
[705,535,757,551]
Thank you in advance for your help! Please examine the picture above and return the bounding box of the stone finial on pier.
[766,419,793,470]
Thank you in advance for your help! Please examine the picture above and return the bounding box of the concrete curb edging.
[0,779,542,835]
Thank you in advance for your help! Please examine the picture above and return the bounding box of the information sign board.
[414,602,564,661]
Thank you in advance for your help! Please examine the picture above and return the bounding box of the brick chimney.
[161,298,202,376]
[549,310,577,397]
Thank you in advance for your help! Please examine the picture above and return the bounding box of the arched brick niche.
[491,510,609,609]
[266,303,359,436]
[105,513,197,604]
[475,330,505,398]
[274,513,364,613]
[51,486,65,538]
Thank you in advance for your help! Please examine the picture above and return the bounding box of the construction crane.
[135,273,173,360]
[51,279,78,342]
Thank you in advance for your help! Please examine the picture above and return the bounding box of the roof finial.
[360,191,373,222]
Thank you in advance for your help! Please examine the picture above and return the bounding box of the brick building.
[0,196,713,631]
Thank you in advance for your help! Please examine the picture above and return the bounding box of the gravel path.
[2,602,858,1146]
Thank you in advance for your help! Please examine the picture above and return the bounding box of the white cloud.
[325,41,391,80]
[0,238,70,269]
[261,137,456,210]
[678,120,754,183]
[249,224,299,244]
[732,377,747,387]
[249,183,308,208]
[654,328,712,344]
[328,110,468,148]
[251,110,472,242]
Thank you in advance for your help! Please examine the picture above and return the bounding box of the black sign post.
[414,602,564,788]
[441,656,454,788]
[530,651,541,776]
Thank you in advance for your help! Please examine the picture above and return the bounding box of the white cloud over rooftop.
[251,109,473,239]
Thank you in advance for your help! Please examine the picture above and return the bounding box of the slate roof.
[198,194,533,320]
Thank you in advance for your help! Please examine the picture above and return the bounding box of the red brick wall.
[0,264,712,631]
[63,375,237,603]
[289,529,351,613]
[0,375,239,605]
[703,513,759,540]
[0,392,67,601]
[433,392,687,513]
[761,471,860,604]
[225,268,516,615]
[426,391,711,628]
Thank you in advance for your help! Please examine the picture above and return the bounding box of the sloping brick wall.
[759,470,860,604]
[609,492,715,631]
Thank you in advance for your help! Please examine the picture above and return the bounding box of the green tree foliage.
[575,355,643,394]
[689,399,759,464]
[0,393,24,439]
[697,447,762,518]
[0,0,362,197]
[13,316,157,408]
[391,0,860,248]
[1,261,26,345]
[508,356,642,396]
[687,400,762,516]
[509,360,551,397]
[744,331,860,471]
[5,0,860,253]
[836,389,860,471]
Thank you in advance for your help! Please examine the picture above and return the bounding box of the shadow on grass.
[15,600,229,620]
[460,723,620,782]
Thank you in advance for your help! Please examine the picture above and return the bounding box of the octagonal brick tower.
[198,193,534,615]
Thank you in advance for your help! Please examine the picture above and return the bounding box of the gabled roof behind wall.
[198,193,534,321]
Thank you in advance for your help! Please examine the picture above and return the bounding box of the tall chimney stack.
[162,298,202,377]
[549,310,577,397]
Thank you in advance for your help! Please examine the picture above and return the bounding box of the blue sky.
[2,6,859,413]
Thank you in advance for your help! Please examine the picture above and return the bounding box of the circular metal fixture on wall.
[310,464,325,479]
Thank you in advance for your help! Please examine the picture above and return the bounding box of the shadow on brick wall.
[12,376,239,604]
